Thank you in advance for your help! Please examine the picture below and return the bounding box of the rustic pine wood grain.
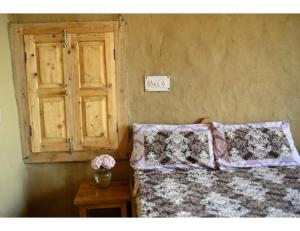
[9,24,31,160]
[104,32,118,149]
[9,21,129,163]
[24,149,122,163]
[23,22,114,35]
[72,32,118,150]
[24,34,71,152]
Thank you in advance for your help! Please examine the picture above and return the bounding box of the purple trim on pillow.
[212,121,300,169]
[218,158,300,170]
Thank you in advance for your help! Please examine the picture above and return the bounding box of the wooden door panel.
[72,32,118,150]
[78,41,107,88]
[82,96,109,144]
[36,43,64,88]
[24,34,72,152]
[40,97,67,140]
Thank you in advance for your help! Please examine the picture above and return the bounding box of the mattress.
[134,167,300,217]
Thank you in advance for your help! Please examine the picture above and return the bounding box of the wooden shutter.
[71,32,118,150]
[24,34,73,152]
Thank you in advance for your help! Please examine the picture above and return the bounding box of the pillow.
[130,124,215,169]
[212,120,300,169]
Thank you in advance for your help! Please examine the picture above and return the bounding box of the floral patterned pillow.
[130,124,215,169]
[212,121,300,169]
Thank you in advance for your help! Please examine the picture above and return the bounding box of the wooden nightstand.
[74,181,131,217]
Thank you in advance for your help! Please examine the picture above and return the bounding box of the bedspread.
[134,167,300,217]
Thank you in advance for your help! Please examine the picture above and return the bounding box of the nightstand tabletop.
[74,181,130,206]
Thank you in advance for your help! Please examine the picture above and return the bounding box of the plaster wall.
[0,14,27,216]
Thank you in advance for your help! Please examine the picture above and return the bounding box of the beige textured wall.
[125,15,300,137]
[4,14,300,216]
[0,14,27,216]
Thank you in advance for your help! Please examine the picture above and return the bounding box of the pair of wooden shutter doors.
[24,31,118,153]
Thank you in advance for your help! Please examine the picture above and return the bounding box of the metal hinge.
[63,29,68,48]
[113,49,116,60]
[68,137,74,153]
[116,122,119,133]
[24,52,27,63]
[29,126,32,137]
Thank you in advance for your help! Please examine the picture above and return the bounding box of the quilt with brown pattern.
[134,167,300,217]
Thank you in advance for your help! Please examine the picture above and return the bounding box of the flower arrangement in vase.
[91,154,116,189]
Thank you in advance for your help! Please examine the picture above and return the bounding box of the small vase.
[94,168,112,189]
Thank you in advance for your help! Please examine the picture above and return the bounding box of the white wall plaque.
[145,76,171,92]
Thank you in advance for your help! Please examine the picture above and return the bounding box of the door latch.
[63,29,68,48]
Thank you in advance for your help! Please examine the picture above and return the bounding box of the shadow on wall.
[27,185,77,217]
[26,162,90,217]
[25,160,129,217]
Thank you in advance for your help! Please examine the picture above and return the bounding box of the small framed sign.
[145,76,171,92]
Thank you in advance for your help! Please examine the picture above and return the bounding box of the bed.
[130,119,300,217]
[133,167,300,217]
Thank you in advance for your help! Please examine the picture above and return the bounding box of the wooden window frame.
[9,21,129,163]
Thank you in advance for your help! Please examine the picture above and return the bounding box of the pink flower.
[91,154,116,170]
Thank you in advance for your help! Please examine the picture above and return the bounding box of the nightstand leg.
[79,206,87,217]
[120,203,127,217]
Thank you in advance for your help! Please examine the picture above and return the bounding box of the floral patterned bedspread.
[134,167,300,217]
